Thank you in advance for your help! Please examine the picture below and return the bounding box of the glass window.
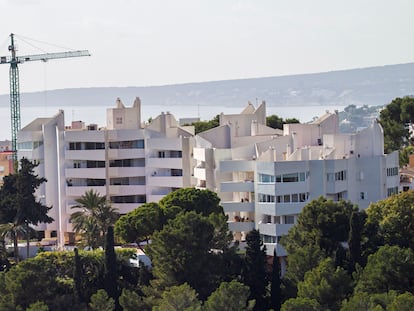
[282,173,299,183]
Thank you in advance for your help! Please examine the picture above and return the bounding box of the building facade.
[193,102,399,261]
[0,140,13,186]
[17,98,194,247]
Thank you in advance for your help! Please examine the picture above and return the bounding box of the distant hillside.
[1,62,413,109]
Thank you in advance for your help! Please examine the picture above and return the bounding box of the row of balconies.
[65,176,184,197]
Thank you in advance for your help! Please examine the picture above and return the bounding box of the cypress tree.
[242,229,268,311]
[104,226,120,310]
[270,249,281,311]
[73,247,83,303]
[348,211,364,273]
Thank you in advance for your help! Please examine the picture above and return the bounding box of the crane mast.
[1,33,90,163]
[9,34,20,162]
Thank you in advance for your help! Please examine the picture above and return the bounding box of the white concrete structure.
[193,102,399,259]
[17,98,194,247]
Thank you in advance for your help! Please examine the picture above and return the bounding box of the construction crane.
[0,33,90,162]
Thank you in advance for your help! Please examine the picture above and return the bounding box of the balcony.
[228,221,255,233]
[220,160,254,172]
[222,201,254,213]
[108,149,145,159]
[257,202,304,216]
[109,185,146,196]
[108,167,145,177]
[66,186,106,197]
[65,167,105,179]
[220,180,254,193]
[146,158,182,169]
[258,223,293,237]
[147,176,183,188]
[65,150,105,161]
[112,203,144,214]
[147,138,181,150]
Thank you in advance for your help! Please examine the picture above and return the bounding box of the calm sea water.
[0,104,345,141]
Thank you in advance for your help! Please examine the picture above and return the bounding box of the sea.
[0,104,346,141]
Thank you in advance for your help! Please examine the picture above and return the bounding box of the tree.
[190,114,220,134]
[73,248,83,303]
[281,197,357,256]
[204,280,254,311]
[70,189,119,249]
[282,244,326,291]
[114,202,163,248]
[270,250,281,311]
[388,292,414,311]
[340,291,396,311]
[242,229,268,311]
[0,158,53,262]
[26,301,49,311]
[378,96,414,154]
[297,258,352,311]
[153,283,202,311]
[89,289,115,311]
[147,211,219,299]
[366,190,414,250]
[119,289,147,311]
[266,114,300,130]
[281,297,320,311]
[355,245,414,295]
[104,226,119,310]
[159,188,223,217]
[347,211,366,273]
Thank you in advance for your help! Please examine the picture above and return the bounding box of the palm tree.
[0,222,27,262]
[70,190,119,249]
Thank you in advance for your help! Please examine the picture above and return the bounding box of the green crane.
[0,33,90,163]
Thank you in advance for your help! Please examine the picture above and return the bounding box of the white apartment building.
[193,102,399,261]
[17,98,194,247]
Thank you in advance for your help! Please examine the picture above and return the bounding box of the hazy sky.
[0,0,413,95]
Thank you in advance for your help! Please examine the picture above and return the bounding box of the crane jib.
[0,50,90,64]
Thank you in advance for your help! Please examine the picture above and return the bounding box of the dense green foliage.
[266,115,300,130]
[279,191,414,310]
[115,202,163,246]
[378,96,414,157]
[2,186,414,310]
[0,158,53,262]
[190,114,220,134]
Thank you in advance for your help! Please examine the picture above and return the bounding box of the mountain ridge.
[1,62,413,109]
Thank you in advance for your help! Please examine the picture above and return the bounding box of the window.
[282,173,299,183]
[258,194,275,203]
[284,215,295,224]
[387,167,398,176]
[171,169,183,176]
[360,192,367,200]
[109,140,144,149]
[116,117,123,125]
[276,171,309,183]
[328,170,347,181]
[387,187,398,196]
[275,192,309,203]
[259,174,275,183]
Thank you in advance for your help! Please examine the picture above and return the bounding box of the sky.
[0,0,413,96]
